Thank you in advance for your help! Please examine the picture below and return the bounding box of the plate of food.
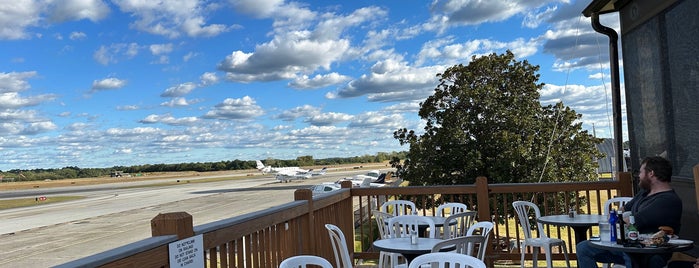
[667,239,693,246]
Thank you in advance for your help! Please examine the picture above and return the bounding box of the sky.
[0,0,627,171]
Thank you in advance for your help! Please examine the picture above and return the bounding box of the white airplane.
[256,160,326,182]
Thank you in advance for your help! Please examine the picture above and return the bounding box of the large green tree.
[394,51,603,185]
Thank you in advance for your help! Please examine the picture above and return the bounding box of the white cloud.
[93,43,140,65]
[90,77,127,92]
[202,96,264,119]
[0,71,37,93]
[149,43,173,55]
[288,73,351,89]
[0,0,42,40]
[160,97,201,107]
[329,60,443,100]
[199,72,219,86]
[47,0,110,23]
[112,0,230,38]
[69,31,87,40]
[160,82,197,97]
[304,112,353,126]
[218,32,350,81]
[275,105,321,121]
[139,113,199,126]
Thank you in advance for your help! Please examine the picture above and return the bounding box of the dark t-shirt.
[623,189,682,234]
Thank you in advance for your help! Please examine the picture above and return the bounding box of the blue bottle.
[609,209,618,242]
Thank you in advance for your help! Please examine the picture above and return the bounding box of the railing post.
[475,176,490,221]
[294,189,315,255]
[617,172,634,197]
[694,163,699,214]
[151,212,194,239]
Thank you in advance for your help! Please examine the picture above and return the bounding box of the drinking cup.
[599,221,611,242]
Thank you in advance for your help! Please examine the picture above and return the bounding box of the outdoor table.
[372,237,447,264]
[537,214,608,244]
[588,240,694,268]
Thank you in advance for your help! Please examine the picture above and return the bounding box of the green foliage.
[394,51,604,185]
[0,152,406,182]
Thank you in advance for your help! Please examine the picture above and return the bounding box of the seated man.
[576,156,683,268]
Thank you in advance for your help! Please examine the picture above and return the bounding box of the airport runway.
[0,167,385,267]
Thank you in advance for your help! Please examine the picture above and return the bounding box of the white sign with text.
[168,234,204,268]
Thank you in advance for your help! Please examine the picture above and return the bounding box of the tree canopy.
[393,51,603,185]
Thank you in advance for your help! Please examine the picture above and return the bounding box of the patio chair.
[408,252,486,268]
[279,255,333,268]
[325,224,354,268]
[380,200,417,216]
[441,211,477,239]
[512,201,571,268]
[466,221,494,261]
[431,235,487,261]
[372,210,406,268]
[435,202,469,217]
[387,215,436,238]
[602,197,632,268]
[603,197,633,216]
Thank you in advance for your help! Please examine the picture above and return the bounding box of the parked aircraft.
[256,160,326,183]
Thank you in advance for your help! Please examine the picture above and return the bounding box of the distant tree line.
[0,152,407,182]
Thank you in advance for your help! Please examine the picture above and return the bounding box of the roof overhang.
[582,0,631,17]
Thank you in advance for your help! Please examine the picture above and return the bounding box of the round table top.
[537,214,608,227]
[373,237,445,254]
[588,240,694,254]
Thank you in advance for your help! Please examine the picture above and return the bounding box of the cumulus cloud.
[93,43,140,65]
[149,43,173,55]
[112,0,231,38]
[139,113,199,126]
[47,0,110,23]
[202,96,264,119]
[69,31,87,40]
[275,105,321,121]
[90,77,127,93]
[349,111,404,128]
[304,112,353,126]
[218,6,383,83]
[160,82,197,97]
[288,73,351,89]
[430,0,560,26]
[160,97,201,107]
[0,71,37,93]
[218,32,350,82]
[328,59,443,100]
[0,0,42,40]
[199,72,219,86]
[538,1,620,71]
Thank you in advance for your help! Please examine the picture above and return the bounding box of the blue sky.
[0,0,626,170]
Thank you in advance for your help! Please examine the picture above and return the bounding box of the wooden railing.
[56,174,634,268]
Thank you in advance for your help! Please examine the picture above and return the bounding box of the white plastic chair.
[601,197,632,268]
[603,197,633,216]
[512,201,571,268]
[380,200,417,216]
[325,224,354,268]
[279,255,333,268]
[408,252,486,268]
[435,202,469,217]
[387,215,436,238]
[441,211,477,239]
[372,210,406,268]
[432,235,487,261]
[466,221,494,261]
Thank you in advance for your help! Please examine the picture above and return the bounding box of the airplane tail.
[360,176,372,187]
[256,160,265,170]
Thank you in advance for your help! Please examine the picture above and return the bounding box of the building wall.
[618,0,698,257]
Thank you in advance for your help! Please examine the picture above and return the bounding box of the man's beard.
[639,177,650,190]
